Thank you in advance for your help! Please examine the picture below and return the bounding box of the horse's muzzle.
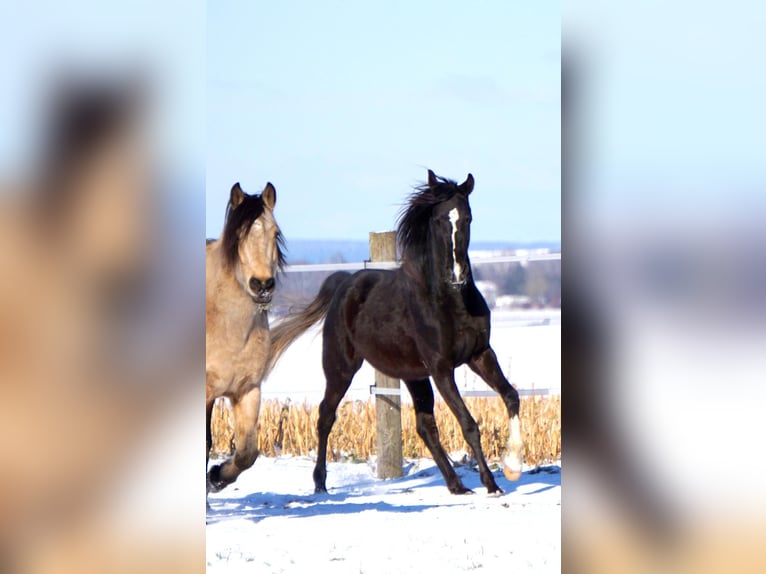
[251,294,273,307]
[249,276,275,304]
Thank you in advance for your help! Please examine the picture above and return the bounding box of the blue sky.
[206,1,560,242]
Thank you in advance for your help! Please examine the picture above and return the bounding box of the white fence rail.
[272,250,561,403]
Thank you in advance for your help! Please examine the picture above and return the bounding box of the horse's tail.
[267,271,351,375]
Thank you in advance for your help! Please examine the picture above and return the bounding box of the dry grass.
[210,394,561,467]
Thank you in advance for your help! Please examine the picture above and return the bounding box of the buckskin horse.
[206,181,285,494]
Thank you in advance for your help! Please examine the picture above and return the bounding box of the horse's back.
[330,268,407,314]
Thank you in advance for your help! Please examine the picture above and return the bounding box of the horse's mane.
[221,192,286,270]
[396,174,463,264]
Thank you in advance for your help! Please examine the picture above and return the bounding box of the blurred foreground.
[0,7,204,571]
[564,3,766,572]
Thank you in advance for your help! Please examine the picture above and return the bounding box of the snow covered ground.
[207,308,561,572]
[207,457,561,573]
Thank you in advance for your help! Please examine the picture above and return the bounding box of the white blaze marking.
[448,208,462,283]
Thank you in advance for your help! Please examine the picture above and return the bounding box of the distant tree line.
[473,259,561,308]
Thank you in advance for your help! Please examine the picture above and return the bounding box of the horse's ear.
[459,173,474,196]
[427,169,438,188]
[230,182,245,208]
[262,182,276,210]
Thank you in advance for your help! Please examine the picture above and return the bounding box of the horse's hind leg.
[432,370,503,495]
[468,348,523,481]
[208,385,262,492]
[404,379,470,494]
[314,361,361,492]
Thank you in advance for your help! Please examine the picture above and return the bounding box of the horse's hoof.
[487,487,505,497]
[207,466,227,493]
[314,486,328,494]
[502,465,522,481]
[449,486,474,495]
[502,452,522,481]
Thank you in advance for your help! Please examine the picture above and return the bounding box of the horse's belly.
[355,335,429,381]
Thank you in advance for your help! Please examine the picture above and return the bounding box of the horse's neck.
[403,253,472,303]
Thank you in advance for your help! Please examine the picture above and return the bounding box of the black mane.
[221,192,286,270]
[396,174,463,263]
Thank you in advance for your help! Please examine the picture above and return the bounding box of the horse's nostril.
[249,276,274,293]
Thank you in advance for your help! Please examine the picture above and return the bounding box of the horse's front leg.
[404,379,470,494]
[206,371,222,495]
[468,347,523,481]
[432,368,502,495]
[206,396,215,468]
[208,384,262,492]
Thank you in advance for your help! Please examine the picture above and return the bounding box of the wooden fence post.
[369,231,403,479]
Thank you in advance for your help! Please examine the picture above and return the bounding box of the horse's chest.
[207,312,270,389]
[452,325,489,363]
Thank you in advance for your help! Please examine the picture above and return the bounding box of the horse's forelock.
[221,192,287,272]
[221,194,265,268]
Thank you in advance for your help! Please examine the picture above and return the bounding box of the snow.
[207,308,561,571]
[207,457,561,573]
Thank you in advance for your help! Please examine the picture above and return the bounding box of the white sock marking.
[503,415,523,474]
[448,208,462,283]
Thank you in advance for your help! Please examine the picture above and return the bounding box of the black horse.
[268,170,522,494]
